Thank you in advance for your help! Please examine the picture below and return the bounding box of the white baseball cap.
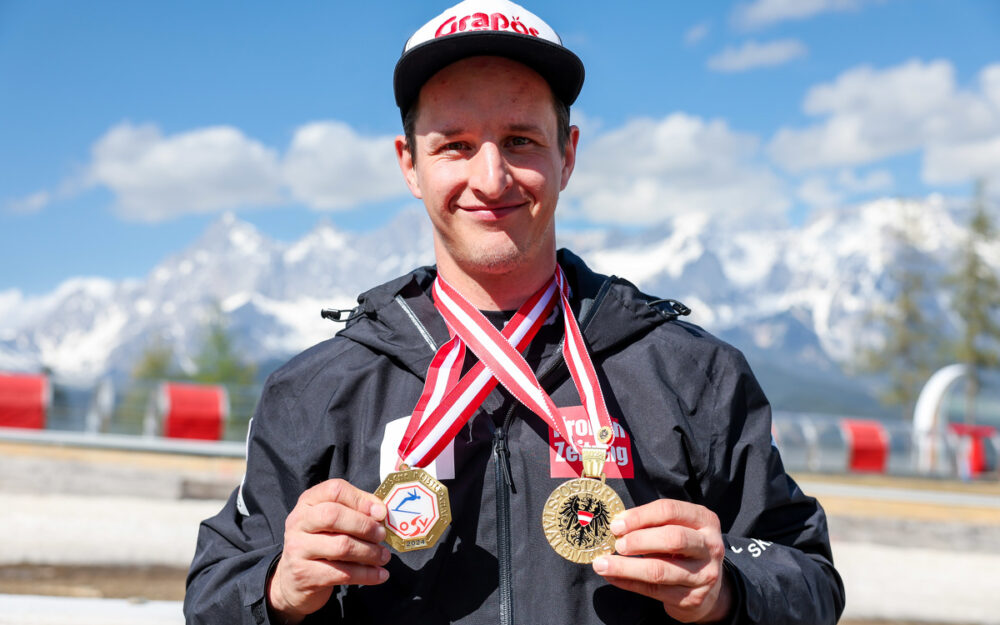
[394,0,585,118]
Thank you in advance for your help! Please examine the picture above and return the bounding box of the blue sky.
[2,0,998,294]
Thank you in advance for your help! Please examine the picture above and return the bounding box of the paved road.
[0,595,182,625]
[801,479,1000,510]
[4,491,999,623]
[3,440,1000,623]
[0,594,991,625]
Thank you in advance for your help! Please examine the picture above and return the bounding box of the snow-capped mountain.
[0,210,436,384]
[574,195,971,360]
[0,196,993,415]
[565,195,982,414]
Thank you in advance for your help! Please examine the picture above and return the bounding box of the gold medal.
[541,447,625,564]
[374,467,451,552]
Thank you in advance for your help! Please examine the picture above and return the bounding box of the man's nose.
[468,142,512,199]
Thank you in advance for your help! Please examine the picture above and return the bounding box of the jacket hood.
[336,249,682,381]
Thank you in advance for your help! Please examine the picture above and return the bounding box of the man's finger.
[299,501,387,542]
[309,559,391,587]
[593,554,702,588]
[612,499,718,535]
[614,524,707,559]
[295,532,392,567]
[299,479,387,520]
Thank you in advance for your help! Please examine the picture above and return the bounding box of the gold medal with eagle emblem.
[541,446,625,564]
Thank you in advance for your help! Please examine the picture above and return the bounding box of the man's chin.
[435,230,556,282]
[459,247,526,275]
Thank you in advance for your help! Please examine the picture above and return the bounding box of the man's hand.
[267,479,390,624]
[592,499,732,624]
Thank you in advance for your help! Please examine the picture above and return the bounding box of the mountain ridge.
[1,196,993,417]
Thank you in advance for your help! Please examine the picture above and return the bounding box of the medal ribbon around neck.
[397,276,558,468]
[397,266,615,474]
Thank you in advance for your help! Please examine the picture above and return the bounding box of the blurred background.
[1,1,999,623]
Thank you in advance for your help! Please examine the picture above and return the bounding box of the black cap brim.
[394,31,584,119]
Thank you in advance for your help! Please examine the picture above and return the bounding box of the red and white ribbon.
[554,269,612,448]
[398,266,614,470]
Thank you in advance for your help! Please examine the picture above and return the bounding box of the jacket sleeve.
[183,372,343,625]
[699,349,846,625]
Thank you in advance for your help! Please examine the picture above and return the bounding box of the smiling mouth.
[460,203,527,220]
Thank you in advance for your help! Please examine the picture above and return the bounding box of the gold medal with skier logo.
[542,445,625,564]
[375,466,451,552]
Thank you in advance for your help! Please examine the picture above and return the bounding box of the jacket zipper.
[493,414,516,625]
[491,275,616,625]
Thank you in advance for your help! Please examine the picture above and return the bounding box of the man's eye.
[442,141,466,151]
[509,136,533,146]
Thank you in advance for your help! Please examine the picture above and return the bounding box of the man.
[185,1,845,624]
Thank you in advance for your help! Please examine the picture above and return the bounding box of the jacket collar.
[337,248,671,380]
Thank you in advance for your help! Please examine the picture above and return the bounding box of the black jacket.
[185,250,845,625]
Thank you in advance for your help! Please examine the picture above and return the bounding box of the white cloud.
[923,135,1000,185]
[282,121,408,210]
[920,64,1000,189]
[707,39,807,72]
[982,64,1000,109]
[567,113,789,225]
[89,122,284,221]
[5,190,51,214]
[768,60,1000,179]
[732,0,880,30]
[797,168,895,210]
[72,119,411,220]
[797,176,842,210]
[684,22,710,46]
[837,168,894,192]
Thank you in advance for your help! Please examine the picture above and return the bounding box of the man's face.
[396,56,579,284]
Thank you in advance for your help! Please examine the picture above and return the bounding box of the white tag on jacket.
[236,418,253,516]
[380,415,455,482]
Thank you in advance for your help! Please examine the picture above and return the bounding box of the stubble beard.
[450,235,526,276]
[436,220,556,283]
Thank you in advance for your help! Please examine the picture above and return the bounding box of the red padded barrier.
[949,423,996,477]
[0,372,48,429]
[842,419,888,473]
[161,382,227,441]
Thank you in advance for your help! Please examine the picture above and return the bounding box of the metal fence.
[3,372,998,480]
[48,378,259,443]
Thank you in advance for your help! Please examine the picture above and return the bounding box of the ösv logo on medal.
[375,467,452,552]
[385,482,439,539]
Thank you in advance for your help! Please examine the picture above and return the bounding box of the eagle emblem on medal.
[542,477,625,564]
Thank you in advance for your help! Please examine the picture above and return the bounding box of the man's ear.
[395,135,423,200]
[560,125,580,191]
